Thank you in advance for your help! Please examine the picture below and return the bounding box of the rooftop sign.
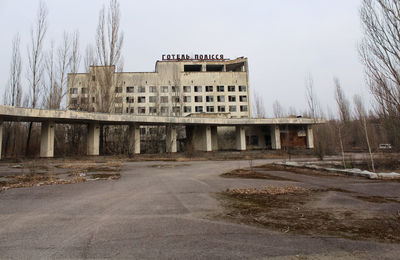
[162,54,225,61]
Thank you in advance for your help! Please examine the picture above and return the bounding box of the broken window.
[239,85,247,92]
[149,107,157,114]
[137,96,146,103]
[184,106,192,113]
[184,65,202,72]
[228,85,235,92]
[205,86,213,92]
[206,96,214,102]
[206,65,224,72]
[172,106,180,113]
[183,86,191,92]
[194,86,202,92]
[183,96,191,102]
[115,87,122,93]
[138,107,146,114]
[226,62,245,72]
[126,97,134,103]
[217,96,225,102]
[194,96,203,102]
[126,107,134,114]
[228,95,236,102]
[218,106,226,112]
[217,85,224,92]
[195,106,203,112]
[239,95,247,102]
[229,105,237,112]
[172,96,180,103]
[240,105,248,112]
[206,106,215,112]
[126,86,134,93]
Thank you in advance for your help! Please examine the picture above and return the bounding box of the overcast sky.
[0,0,368,116]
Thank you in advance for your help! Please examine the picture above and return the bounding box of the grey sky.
[0,0,367,116]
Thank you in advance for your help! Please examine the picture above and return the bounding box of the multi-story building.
[67,56,250,118]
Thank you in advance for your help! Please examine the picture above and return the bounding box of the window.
[250,136,259,146]
[160,96,168,103]
[138,86,146,93]
[140,128,146,135]
[195,96,203,102]
[229,105,237,112]
[195,106,203,112]
[138,107,146,114]
[92,97,96,103]
[228,85,235,92]
[184,65,202,71]
[239,85,247,92]
[205,86,213,92]
[126,86,134,93]
[171,86,179,93]
[149,96,157,103]
[92,75,95,81]
[80,97,88,104]
[126,97,134,103]
[149,86,156,93]
[81,87,88,94]
[194,86,202,92]
[183,96,191,102]
[70,98,78,105]
[228,95,236,102]
[161,86,168,93]
[218,106,226,112]
[172,106,180,113]
[184,106,192,113]
[115,97,122,103]
[206,96,214,102]
[217,96,225,102]
[240,105,248,112]
[70,88,78,94]
[115,107,123,114]
[161,107,169,114]
[206,106,214,112]
[172,96,180,103]
[239,95,247,102]
[217,85,224,92]
[137,96,146,103]
[126,107,134,114]
[115,87,122,93]
[183,86,191,92]
[149,107,157,114]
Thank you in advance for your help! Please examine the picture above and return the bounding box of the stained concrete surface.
[0,159,399,259]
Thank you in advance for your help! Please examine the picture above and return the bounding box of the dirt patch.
[221,169,295,181]
[149,164,191,169]
[215,186,400,243]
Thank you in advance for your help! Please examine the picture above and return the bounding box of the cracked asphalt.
[0,159,399,259]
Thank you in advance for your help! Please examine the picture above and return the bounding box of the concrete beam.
[211,126,218,151]
[166,125,177,153]
[306,125,314,149]
[193,125,212,152]
[235,126,246,151]
[128,124,140,155]
[0,120,3,159]
[40,121,55,158]
[271,125,281,150]
[87,123,100,156]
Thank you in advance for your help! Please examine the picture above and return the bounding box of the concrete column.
[166,125,177,153]
[40,121,55,158]
[271,125,281,150]
[193,125,212,151]
[128,124,140,154]
[235,126,246,151]
[87,123,100,156]
[211,126,218,151]
[0,120,3,159]
[306,125,314,149]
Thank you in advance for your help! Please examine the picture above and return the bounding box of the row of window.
[116,105,248,114]
[69,85,247,95]
[116,95,248,104]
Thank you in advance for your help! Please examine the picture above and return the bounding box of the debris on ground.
[226,186,308,195]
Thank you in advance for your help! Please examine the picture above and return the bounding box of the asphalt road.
[0,159,399,259]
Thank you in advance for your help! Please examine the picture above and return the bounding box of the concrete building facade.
[67,57,250,118]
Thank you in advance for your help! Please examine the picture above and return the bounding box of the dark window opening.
[226,62,245,72]
[184,65,202,72]
[206,65,224,72]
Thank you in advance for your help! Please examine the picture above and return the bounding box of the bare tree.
[26,1,48,155]
[334,78,350,168]
[5,34,22,107]
[252,90,266,118]
[272,100,285,118]
[359,0,400,149]
[354,94,375,172]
